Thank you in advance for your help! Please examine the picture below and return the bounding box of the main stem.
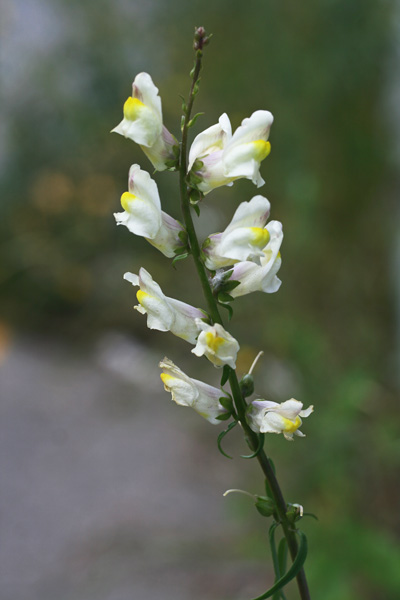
[179,32,310,600]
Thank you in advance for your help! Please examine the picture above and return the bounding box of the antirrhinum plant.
[112,27,314,600]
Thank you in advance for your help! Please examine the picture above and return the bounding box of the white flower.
[202,195,271,270]
[124,268,205,343]
[192,319,239,369]
[112,72,178,171]
[114,164,185,258]
[188,110,273,194]
[248,398,313,441]
[159,357,228,424]
[227,220,283,297]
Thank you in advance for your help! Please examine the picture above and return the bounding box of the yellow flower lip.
[250,227,270,247]
[160,372,174,387]
[281,415,301,434]
[123,96,146,121]
[251,140,271,161]
[120,191,137,212]
[205,331,225,352]
[136,289,151,306]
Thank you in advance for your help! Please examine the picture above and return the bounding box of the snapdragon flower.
[124,268,205,343]
[192,319,239,369]
[248,398,313,441]
[202,195,271,270]
[159,357,228,424]
[112,72,178,171]
[188,110,273,194]
[114,164,186,258]
[227,220,283,297]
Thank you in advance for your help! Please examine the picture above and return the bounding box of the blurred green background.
[1,0,400,599]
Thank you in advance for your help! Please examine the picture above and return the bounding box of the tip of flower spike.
[193,26,211,50]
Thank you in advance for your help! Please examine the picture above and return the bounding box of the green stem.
[178,29,310,600]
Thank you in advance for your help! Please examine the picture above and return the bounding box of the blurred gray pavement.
[0,333,267,600]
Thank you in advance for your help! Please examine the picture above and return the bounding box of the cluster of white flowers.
[112,72,312,438]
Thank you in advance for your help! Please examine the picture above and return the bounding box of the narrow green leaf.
[303,512,319,521]
[217,421,237,459]
[180,115,185,131]
[250,531,308,600]
[219,302,233,320]
[220,365,231,386]
[241,433,264,459]
[278,538,288,595]
[192,203,200,217]
[188,112,204,128]
[268,523,283,600]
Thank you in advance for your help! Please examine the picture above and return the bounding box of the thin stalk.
[178,28,310,600]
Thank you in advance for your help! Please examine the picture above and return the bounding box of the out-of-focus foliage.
[1,0,399,598]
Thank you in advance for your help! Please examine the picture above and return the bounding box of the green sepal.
[189,188,203,205]
[180,115,185,132]
[172,143,180,158]
[241,433,264,459]
[189,172,203,186]
[220,365,231,386]
[217,420,237,459]
[178,229,188,244]
[218,292,234,304]
[164,158,178,170]
[215,412,232,421]
[221,279,241,293]
[172,252,190,269]
[250,530,308,600]
[192,203,200,217]
[219,395,233,412]
[188,112,204,128]
[254,496,275,517]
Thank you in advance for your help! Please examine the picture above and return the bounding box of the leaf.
[269,525,287,600]
[250,531,308,600]
[217,421,237,459]
[220,365,231,386]
[277,538,288,590]
[188,112,204,128]
[219,302,233,321]
[241,433,264,459]
[180,115,185,132]
[303,512,319,521]
[192,203,200,217]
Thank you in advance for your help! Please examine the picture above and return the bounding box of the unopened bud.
[193,26,210,50]
[240,374,255,398]
[255,496,275,517]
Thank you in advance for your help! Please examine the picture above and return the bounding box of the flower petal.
[188,113,232,172]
